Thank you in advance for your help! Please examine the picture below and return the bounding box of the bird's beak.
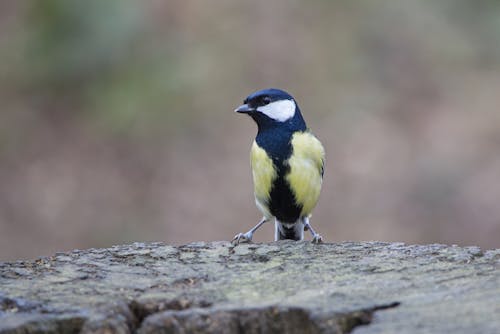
[234,104,255,114]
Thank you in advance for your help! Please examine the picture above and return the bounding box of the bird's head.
[235,88,306,131]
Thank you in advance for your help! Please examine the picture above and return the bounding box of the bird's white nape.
[256,99,296,122]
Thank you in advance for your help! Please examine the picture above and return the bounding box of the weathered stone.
[0,241,498,333]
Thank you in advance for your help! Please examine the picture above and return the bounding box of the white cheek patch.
[257,100,296,122]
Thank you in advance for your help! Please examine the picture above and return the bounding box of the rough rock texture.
[0,241,499,333]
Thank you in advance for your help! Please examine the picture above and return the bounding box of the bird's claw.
[232,233,253,245]
[312,234,323,244]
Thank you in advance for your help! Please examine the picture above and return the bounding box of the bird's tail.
[275,220,304,241]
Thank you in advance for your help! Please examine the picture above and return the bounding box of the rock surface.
[0,241,499,333]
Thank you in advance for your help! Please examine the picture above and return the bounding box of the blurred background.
[1,1,500,261]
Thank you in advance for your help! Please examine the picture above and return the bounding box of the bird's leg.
[302,216,323,243]
[232,217,268,245]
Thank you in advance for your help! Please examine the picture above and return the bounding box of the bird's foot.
[232,232,253,245]
[302,216,323,244]
[311,234,323,244]
[232,217,268,246]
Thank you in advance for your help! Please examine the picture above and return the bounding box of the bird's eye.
[262,97,271,105]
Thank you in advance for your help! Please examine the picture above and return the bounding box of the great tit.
[232,88,325,244]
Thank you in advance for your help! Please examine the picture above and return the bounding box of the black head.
[235,88,306,131]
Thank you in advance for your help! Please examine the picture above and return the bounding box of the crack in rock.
[128,297,213,330]
[337,302,401,333]
[136,302,400,334]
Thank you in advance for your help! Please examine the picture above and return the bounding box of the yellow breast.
[250,141,277,218]
[285,131,325,217]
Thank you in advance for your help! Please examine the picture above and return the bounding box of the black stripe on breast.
[269,168,302,223]
[255,127,303,223]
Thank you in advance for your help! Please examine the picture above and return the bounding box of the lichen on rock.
[0,241,499,333]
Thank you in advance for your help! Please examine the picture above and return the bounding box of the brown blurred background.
[1,1,499,261]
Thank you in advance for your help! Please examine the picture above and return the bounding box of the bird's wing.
[250,140,276,218]
[286,131,325,217]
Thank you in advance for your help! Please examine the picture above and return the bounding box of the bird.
[232,88,325,244]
